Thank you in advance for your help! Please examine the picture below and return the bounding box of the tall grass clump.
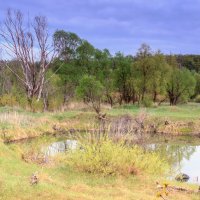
[0,112,34,126]
[66,138,169,176]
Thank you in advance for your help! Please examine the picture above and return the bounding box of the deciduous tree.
[0,9,56,104]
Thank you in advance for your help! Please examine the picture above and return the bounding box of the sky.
[1,0,200,55]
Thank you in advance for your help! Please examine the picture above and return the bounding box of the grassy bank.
[109,103,200,120]
[0,138,199,200]
[1,103,200,141]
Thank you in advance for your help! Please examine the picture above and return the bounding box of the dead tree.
[0,9,56,104]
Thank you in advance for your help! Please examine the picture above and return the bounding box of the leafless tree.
[0,9,56,104]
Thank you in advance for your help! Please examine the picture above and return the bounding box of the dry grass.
[0,111,34,126]
[0,111,53,141]
[2,103,200,142]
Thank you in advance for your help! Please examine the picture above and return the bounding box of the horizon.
[1,0,200,56]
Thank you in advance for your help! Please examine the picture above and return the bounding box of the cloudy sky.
[1,0,200,55]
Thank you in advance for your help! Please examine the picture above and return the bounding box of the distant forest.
[0,9,200,112]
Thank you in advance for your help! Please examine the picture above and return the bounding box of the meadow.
[0,104,200,200]
[1,103,200,142]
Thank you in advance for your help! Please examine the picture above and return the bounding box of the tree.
[76,40,95,74]
[114,53,135,104]
[166,67,195,105]
[53,59,81,107]
[53,31,81,107]
[134,44,154,102]
[150,51,170,102]
[76,75,104,116]
[93,49,114,107]
[0,9,56,104]
[42,70,62,111]
[54,30,81,61]
[194,72,200,97]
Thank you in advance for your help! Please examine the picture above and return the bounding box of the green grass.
[0,139,199,200]
[108,103,200,120]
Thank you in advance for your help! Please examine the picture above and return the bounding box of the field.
[0,104,200,199]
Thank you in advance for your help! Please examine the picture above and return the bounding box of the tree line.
[0,9,199,112]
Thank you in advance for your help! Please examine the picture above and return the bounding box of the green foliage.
[76,75,104,114]
[76,40,95,74]
[114,52,135,104]
[166,63,196,105]
[1,36,200,110]
[194,73,200,96]
[141,96,153,107]
[66,139,169,176]
[195,95,200,103]
[30,98,43,112]
[150,52,170,101]
[175,54,200,72]
[76,75,104,102]
[53,30,81,60]
[133,44,154,101]
[0,94,18,107]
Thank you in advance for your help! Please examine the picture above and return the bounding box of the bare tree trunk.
[153,91,157,102]
[43,91,49,112]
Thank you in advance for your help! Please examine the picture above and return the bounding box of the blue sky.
[1,0,200,55]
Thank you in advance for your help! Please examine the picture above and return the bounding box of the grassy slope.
[0,142,199,200]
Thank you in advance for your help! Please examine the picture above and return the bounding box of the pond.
[10,135,200,185]
[146,142,200,184]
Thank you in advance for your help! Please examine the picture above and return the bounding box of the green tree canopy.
[166,67,196,105]
[76,75,104,114]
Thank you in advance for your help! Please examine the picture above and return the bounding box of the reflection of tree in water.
[151,144,196,171]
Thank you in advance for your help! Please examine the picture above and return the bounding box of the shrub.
[0,94,18,107]
[30,98,43,112]
[195,95,200,103]
[142,97,153,107]
[48,97,63,111]
[66,139,169,176]
[76,75,104,115]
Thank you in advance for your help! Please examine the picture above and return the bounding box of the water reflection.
[43,139,77,156]
[148,143,199,184]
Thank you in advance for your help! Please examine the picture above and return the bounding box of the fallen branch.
[156,182,200,194]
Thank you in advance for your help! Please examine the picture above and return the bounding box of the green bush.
[66,139,169,176]
[0,94,18,107]
[142,97,153,107]
[195,95,200,103]
[31,98,43,112]
[76,75,104,114]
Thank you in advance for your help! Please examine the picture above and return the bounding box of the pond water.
[147,143,200,184]
[180,147,200,184]
[17,136,200,185]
